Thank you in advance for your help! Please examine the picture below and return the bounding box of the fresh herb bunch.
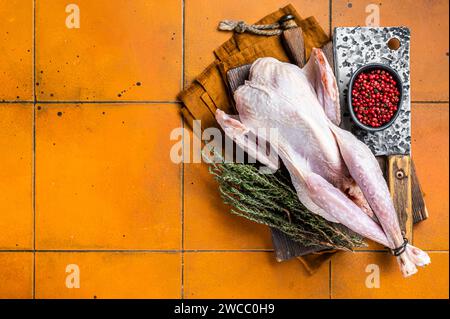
[208,159,365,251]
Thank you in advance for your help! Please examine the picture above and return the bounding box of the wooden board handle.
[411,160,429,222]
[388,155,413,242]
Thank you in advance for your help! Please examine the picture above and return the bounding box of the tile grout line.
[411,101,449,104]
[0,249,448,253]
[325,0,332,288]
[180,115,185,300]
[328,1,332,299]
[0,101,35,104]
[329,260,332,299]
[29,100,182,104]
[1,100,448,105]
[329,0,332,36]
[181,0,186,300]
[0,249,277,253]
[180,118,185,300]
[32,0,37,300]
[181,0,186,91]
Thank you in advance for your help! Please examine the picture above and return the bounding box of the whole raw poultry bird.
[215,48,430,277]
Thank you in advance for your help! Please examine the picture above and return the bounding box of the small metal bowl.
[348,63,404,132]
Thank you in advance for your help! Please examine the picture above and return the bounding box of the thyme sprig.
[208,159,365,251]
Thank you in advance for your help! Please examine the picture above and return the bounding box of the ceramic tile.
[0,0,33,101]
[331,251,449,299]
[0,252,33,299]
[185,252,330,298]
[36,0,182,101]
[35,104,182,250]
[35,252,181,299]
[332,0,449,101]
[0,104,33,250]
[411,104,449,250]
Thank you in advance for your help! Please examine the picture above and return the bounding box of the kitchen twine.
[218,18,297,35]
[392,238,409,256]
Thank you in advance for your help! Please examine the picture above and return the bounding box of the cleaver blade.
[334,27,413,240]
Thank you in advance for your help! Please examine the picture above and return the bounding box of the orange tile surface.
[0,104,33,250]
[36,0,182,101]
[0,0,448,300]
[185,0,330,85]
[331,251,449,299]
[0,0,33,101]
[184,252,329,299]
[411,104,449,250]
[35,104,181,250]
[35,252,181,299]
[332,0,450,102]
[0,252,33,299]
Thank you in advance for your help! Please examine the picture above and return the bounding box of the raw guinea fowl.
[215,49,430,277]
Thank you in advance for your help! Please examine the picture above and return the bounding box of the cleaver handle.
[388,155,413,242]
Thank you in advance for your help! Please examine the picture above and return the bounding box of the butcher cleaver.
[334,27,413,240]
